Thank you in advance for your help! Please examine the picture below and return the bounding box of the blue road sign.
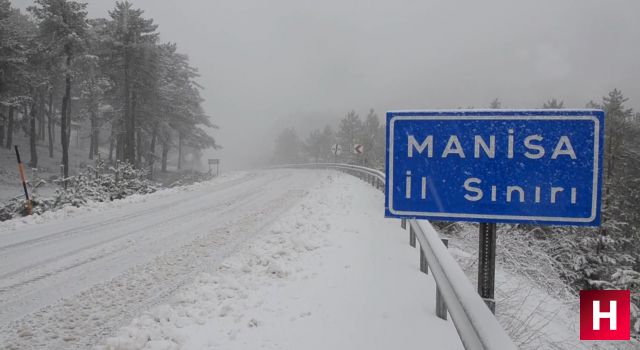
[385,109,604,226]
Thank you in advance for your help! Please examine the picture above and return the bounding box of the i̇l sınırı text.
[404,130,580,205]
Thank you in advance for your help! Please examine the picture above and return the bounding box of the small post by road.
[409,223,416,248]
[478,222,497,313]
[14,146,32,215]
[331,143,342,163]
[420,247,428,274]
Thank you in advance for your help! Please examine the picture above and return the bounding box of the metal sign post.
[478,222,496,313]
[384,109,605,312]
[353,144,365,165]
[331,144,342,163]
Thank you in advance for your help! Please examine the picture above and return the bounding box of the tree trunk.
[133,91,141,167]
[123,52,136,164]
[89,130,94,160]
[61,53,72,179]
[116,118,125,161]
[93,101,100,159]
[29,93,38,168]
[38,87,45,141]
[89,110,97,159]
[0,108,5,146]
[23,104,29,136]
[109,122,115,163]
[177,132,183,170]
[136,126,142,167]
[94,126,100,159]
[48,88,54,158]
[5,106,13,149]
[148,123,158,179]
[161,141,169,173]
[66,98,71,148]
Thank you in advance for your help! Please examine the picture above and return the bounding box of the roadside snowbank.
[97,171,463,350]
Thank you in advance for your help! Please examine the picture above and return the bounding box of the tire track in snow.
[0,188,258,292]
[0,172,276,318]
[0,172,258,254]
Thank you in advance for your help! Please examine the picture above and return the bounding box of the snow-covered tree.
[29,0,89,178]
[542,98,564,109]
[273,128,302,164]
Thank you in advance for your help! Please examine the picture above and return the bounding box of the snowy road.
[99,170,463,350]
[0,169,324,349]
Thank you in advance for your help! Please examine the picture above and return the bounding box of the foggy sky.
[14,0,640,169]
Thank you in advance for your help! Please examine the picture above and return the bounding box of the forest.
[0,0,217,180]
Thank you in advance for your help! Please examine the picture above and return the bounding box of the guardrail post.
[420,247,428,274]
[436,238,449,320]
[409,223,416,248]
[401,218,406,229]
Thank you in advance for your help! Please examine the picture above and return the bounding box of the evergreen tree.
[1,2,32,150]
[360,109,380,166]
[273,128,302,164]
[304,129,324,163]
[104,1,158,164]
[542,98,564,109]
[29,0,88,178]
[337,110,362,163]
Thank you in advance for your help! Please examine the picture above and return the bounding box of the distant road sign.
[331,144,342,155]
[353,144,364,154]
[385,109,604,226]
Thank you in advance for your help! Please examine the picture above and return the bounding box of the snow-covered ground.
[96,170,463,349]
[0,170,320,348]
[444,226,640,350]
[0,169,463,349]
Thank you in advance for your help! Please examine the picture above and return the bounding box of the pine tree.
[273,128,302,164]
[337,110,362,163]
[542,98,564,109]
[361,109,380,166]
[1,2,31,150]
[305,129,324,163]
[104,1,158,164]
[29,0,88,178]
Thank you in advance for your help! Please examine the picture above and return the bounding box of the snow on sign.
[385,109,605,226]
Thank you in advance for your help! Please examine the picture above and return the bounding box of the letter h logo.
[580,290,630,340]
